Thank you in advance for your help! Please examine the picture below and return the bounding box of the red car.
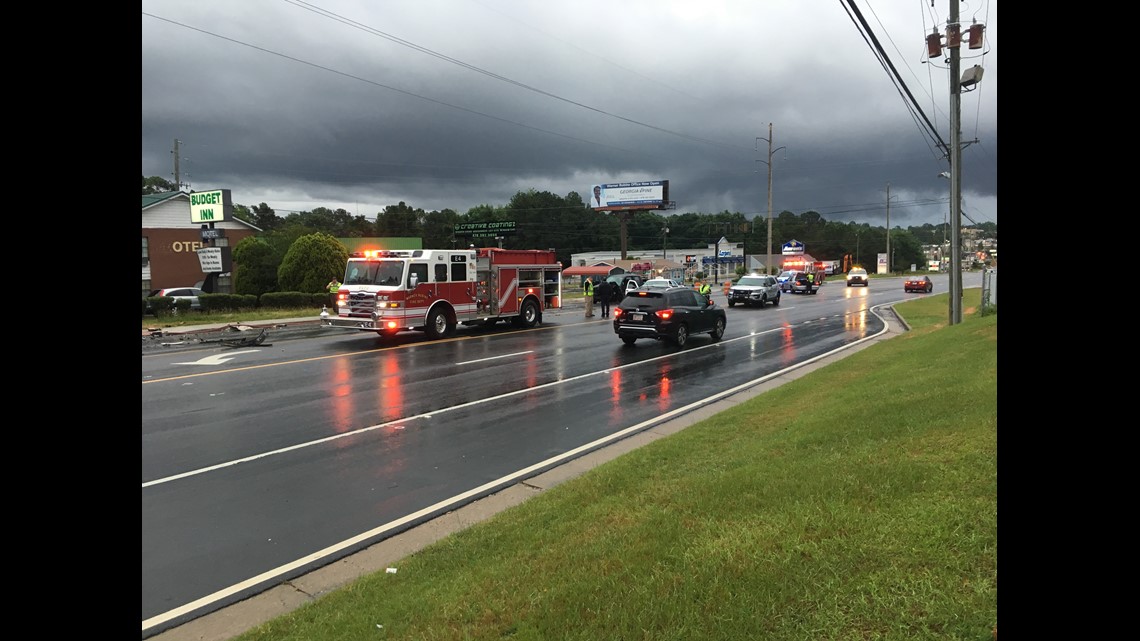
[904,276,934,293]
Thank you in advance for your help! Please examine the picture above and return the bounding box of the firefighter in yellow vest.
[583,277,595,318]
[698,281,712,302]
[326,277,341,308]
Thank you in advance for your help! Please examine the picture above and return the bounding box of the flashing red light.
[385,321,398,330]
[658,309,673,320]
[526,287,535,294]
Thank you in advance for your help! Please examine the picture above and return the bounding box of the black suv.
[613,286,726,347]
[595,274,644,304]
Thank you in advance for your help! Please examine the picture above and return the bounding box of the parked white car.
[641,278,683,290]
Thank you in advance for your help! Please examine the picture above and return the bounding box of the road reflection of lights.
[657,375,672,413]
[523,351,539,389]
[609,369,625,419]
[845,309,868,333]
[378,353,406,423]
[779,324,798,367]
[331,357,355,435]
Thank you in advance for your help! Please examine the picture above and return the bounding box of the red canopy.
[562,265,619,277]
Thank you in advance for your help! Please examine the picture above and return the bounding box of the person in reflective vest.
[698,281,712,302]
[326,277,342,307]
[583,277,595,318]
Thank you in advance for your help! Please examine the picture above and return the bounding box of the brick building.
[142,191,261,297]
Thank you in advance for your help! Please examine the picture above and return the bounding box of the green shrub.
[145,296,174,316]
[198,293,258,313]
[259,291,316,309]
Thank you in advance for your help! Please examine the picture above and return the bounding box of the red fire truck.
[320,247,562,339]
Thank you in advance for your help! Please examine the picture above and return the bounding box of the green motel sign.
[189,189,234,224]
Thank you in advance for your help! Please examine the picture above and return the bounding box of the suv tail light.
[613,308,625,318]
[657,309,674,320]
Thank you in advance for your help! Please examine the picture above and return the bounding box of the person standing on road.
[699,281,712,303]
[583,277,595,318]
[596,279,613,319]
[326,277,342,307]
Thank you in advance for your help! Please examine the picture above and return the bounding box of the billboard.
[589,180,669,210]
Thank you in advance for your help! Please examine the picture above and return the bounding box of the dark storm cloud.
[142,0,997,226]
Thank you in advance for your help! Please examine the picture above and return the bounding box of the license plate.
[632,313,644,321]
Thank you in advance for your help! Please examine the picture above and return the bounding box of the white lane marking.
[172,350,261,365]
[455,351,533,366]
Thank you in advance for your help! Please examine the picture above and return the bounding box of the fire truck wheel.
[426,308,449,340]
[514,299,540,328]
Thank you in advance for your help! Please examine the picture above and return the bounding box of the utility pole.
[171,139,184,191]
[619,212,630,260]
[885,182,891,274]
[756,124,786,275]
[948,0,964,324]
[927,0,983,324]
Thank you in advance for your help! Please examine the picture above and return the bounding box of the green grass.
[228,289,996,641]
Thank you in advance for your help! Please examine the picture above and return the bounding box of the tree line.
[144,175,996,296]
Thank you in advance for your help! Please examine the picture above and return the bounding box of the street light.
[756,123,787,276]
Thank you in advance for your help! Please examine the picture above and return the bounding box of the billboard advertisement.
[589,180,669,210]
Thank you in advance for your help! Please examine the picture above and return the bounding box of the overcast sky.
[141,0,997,229]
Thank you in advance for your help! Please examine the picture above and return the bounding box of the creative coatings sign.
[589,180,669,210]
[189,189,234,224]
[454,221,517,237]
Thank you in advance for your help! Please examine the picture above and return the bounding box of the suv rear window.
[667,289,702,307]
[619,290,667,310]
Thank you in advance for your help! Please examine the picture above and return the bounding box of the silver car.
[727,274,781,308]
[777,270,799,293]
[147,287,205,311]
